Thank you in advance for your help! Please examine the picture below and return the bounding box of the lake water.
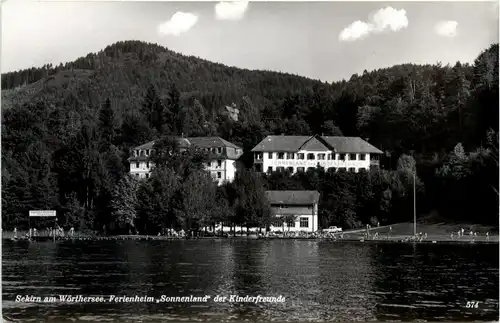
[2,239,499,322]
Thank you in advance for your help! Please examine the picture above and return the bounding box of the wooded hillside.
[2,41,498,233]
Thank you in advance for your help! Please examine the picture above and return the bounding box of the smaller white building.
[266,190,320,233]
[128,137,243,185]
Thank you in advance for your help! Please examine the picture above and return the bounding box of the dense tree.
[1,41,498,231]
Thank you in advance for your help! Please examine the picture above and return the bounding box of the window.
[348,167,356,173]
[318,153,325,160]
[349,154,357,160]
[360,154,366,160]
[145,150,149,156]
[297,167,305,172]
[217,160,222,167]
[146,161,150,168]
[287,219,295,227]
[268,152,273,159]
[140,150,145,157]
[277,166,285,172]
[307,153,315,160]
[339,153,346,160]
[327,153,332,160]
[287,153,295,160]
[217,147,222,154]
[217,172,222,179]
[135,162,140,168]
[267,167,273,173]
[145,174,149,179]
[287,167,294,173]
[278,152,285,159]
[300,217,309,228]
[297,153,305,160]
[255,153,263,160]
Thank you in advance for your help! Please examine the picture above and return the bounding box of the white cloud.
[339,6,408,42]
[215,1,249,21]
[339,21,373,42]
[434,20,458,37]
[369,7,409,33]
[158,12,198,36]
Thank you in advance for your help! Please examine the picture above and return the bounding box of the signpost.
[29,210,56,241]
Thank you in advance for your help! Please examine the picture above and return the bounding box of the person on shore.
[450,232,454,240]
[486,232,490,241]
[13,227,18,239]
[33,228,37,237]
[377,221,380,227]
[69,227,75,237]
[461,228,464,236]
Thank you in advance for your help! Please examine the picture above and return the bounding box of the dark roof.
[132,137,241,150]
[131,137,243,160]
[134,140,156,150]
[251,136,313,152]
[265,190,320,205]
[252,135,383,154]
[186,137,241,149]
[320,136,383,154]
[300,137,329,151]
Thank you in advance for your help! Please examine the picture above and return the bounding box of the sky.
[1,1,498,83]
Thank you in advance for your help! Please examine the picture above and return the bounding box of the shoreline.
[3,234,498,245]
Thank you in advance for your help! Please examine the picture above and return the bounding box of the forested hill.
[1,40,327,111]
[2,40,498,231]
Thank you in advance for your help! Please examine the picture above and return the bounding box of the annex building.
[251,135,383,174]
[128,137,243,185]
[266,190,320,233]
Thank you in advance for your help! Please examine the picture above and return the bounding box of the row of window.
[256,152,367,161]
[271,218,309,228]
[134,149,154,157]
[266,166,365,173]
[134,172,224,180]
[134,162,151,169]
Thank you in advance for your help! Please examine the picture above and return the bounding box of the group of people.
[9,226,76,240]
[450,228,489,241]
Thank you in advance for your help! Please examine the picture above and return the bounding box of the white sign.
[29,210,56,217]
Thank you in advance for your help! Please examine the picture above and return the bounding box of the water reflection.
[2,239,499,322]
[370,243,499,321]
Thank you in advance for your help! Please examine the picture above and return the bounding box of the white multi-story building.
[251,135,382,174]
[128,137,243,185]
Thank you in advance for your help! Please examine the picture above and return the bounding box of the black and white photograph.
[1,0,499,322]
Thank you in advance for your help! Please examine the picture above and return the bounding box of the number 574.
[466,301,479,308]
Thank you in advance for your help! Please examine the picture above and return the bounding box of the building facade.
[252,135,382,174]
[128,137,243,185]
[266,190,320,233]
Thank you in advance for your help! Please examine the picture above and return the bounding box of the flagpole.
[413,171,416,236]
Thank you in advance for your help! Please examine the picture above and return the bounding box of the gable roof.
[132,137,241,150]
[251,136,312,152]
[319,136,383,154]
[133,140,156,150]
[299,137,329,151]
[130,137,243,160]
[265,190,320,205]
[251,135,383,154]
[187,137,241,149]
